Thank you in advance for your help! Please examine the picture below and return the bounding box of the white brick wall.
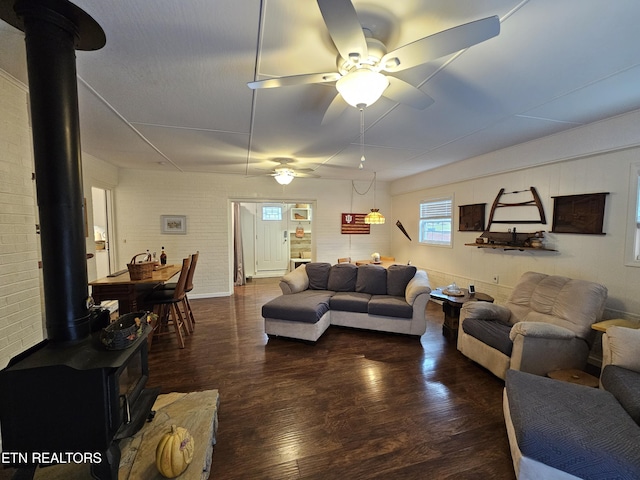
[112,171,393,296]
[0,71,43,369]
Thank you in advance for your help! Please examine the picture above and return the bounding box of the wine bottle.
[160,247,167,265]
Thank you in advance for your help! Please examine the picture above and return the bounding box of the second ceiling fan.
[248,0,500,122]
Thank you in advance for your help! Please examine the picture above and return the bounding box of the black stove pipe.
[0,0,105,344]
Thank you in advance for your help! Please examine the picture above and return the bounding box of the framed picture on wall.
[458,203,486,231]
[551,192,608,234]
[161,215,187,234]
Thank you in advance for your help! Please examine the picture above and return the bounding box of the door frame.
[228,198,316,287]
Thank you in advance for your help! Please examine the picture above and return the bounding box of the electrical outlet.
[492,274,499,284]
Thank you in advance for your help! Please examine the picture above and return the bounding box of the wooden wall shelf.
[464,243,557,252]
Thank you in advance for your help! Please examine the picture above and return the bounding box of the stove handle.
[121,394,131,424]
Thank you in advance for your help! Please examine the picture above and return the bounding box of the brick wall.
[0,72,43,369]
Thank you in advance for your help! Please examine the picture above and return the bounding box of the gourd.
[156,425,195,478]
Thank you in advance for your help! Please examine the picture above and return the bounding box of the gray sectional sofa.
[503,325,640,479]
[262,262,431,342]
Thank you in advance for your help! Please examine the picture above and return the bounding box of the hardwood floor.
[146,278,516,480]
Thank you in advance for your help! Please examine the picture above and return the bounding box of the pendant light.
[364,172,385,224]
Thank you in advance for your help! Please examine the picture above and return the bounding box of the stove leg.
[90,442,120,480]
[11,464,36,480]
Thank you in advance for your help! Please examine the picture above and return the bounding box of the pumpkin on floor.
[156,424,195,478]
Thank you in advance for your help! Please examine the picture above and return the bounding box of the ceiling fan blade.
[248,72,341,89]
[383,77,434,110]
[317,0,368,62]
[321,93,348,125]
[294,172,320,178]
[380,15,500,73]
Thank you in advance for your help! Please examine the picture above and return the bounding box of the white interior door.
[255,204,289,276]
[91,186,114,278]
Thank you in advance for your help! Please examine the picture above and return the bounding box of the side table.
[591,318,640,332]
[430,288,494,340]
[548,368,599,388]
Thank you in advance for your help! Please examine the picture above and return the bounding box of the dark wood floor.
[146,278,516,480]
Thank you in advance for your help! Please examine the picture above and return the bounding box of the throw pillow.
[305,262,332,290]
[386,265,417,296]
[327,263,358,291]
[355,265,387,295]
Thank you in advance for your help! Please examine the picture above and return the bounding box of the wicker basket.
[100,312,148,350]
[127,253,154,280]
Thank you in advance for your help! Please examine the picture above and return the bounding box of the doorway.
[234,201,314,280]
[91,186,115,278]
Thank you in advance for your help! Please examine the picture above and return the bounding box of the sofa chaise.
[262,262,431,342]
[503,325,640,479]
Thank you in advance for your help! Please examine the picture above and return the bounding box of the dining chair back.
[183,251,199,326]
[146,256,191,349]
[184,251,199,293]
[338,257,351,264]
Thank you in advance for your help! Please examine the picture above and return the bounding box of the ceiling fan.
[248,0,500,123]
[263,158,319,185]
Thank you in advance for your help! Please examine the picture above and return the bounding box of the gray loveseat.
[503,325,640,479]
[262,262,431,342]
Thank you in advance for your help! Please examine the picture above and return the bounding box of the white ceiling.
[1,0,640,182]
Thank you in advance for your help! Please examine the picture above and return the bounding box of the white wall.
[0,71,42,369]
[391,116,640,321]
[110,170,393,297]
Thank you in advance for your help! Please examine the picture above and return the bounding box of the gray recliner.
[457,271,608,379]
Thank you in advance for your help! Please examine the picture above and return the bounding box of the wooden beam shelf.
[465,230,558,252]
[464,243,557,252]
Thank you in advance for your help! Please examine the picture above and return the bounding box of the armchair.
[457,271,608,379]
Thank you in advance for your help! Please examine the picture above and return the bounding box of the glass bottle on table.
[160,247,167,265]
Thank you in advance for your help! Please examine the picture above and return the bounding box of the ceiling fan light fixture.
[336,68,389,108]
[274,168,294,185]
[364,208,385,224]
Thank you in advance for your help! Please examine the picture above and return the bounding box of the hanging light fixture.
[364,172,385,224]
[273,168,294,185]
[336,67,389,108]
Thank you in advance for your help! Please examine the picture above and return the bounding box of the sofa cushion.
[330,292,371,313]
[386,265,417,296]
[601,365,640,425]
[368,295,413,319]
[506,370,640,479]
[262,290,333,324]
[462,318,513,356]
[305,262,332,290]
[327,263,358,292]
[356,265,387,295]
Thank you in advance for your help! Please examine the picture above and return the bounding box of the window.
[625,163,640,266]
[262,206,282,221]
[419,197,453,246]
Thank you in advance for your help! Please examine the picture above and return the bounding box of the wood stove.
[0,327,159,479]
[0,1,159,478]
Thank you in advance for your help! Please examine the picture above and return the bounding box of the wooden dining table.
[89,264,181,314]
[354,260,397,268]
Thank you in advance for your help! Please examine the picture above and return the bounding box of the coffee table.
[430,288,494,339]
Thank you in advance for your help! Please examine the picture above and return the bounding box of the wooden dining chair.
[380,256,395,262]
[338,257,351,263]
[159,251,198,331]
[145,256,191,349]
